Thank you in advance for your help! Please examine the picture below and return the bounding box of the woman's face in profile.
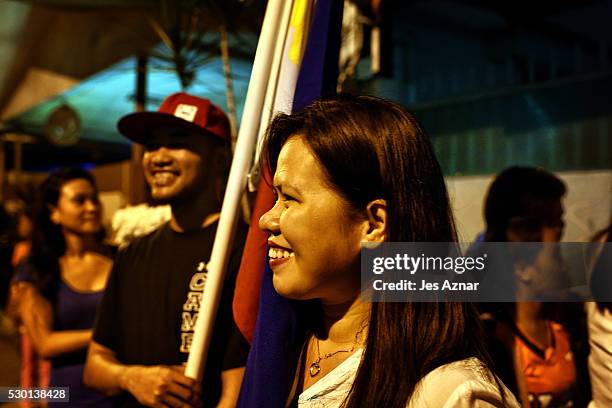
[259,136,367,303]
[51,178,102,235]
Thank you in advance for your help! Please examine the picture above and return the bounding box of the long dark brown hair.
[26,168,102,301]
[264,95,502,407]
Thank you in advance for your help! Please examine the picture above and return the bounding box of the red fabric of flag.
[232,167,274,342]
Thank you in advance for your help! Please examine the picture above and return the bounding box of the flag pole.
[250,0,309,190]
[234,0,314,342]
[249,0,295,189]
[185,0,287,380]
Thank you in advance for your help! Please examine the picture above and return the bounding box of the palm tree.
[148,0,263,151]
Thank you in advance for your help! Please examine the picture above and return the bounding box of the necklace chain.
[308,321,367,378]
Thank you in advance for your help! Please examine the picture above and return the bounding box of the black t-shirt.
[93,221,249,407]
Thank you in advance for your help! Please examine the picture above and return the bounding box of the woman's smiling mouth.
[268,246,294,267]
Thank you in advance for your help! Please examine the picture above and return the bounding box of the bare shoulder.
[19,282,46,305]
[19,283,52,322]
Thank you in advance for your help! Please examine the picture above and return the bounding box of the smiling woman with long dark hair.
[13,168,113,407]
[256,95,519,407]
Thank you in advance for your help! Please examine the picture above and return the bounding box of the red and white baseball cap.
[117,92,231,144]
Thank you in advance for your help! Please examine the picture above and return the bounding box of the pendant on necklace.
[309,361,321,377]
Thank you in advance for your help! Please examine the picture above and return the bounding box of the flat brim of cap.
[117,111,212,144]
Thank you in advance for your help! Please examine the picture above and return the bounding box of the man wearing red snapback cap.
[85,93,249,408]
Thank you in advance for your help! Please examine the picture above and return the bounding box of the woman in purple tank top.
[14,168,113,407]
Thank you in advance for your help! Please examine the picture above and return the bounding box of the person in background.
[253,95,519,407]
[13,168,114,407]
[4,198,50,408]
[480,166,589,408]
[0,205,14,310]
[5,198,34,249]
[586,218,612,408]
[85,93,249,408]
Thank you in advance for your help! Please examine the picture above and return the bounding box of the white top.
[297,351,520,408]
[586,302,612,408]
